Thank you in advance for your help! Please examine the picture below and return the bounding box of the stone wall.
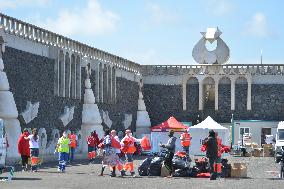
[4,47,140,139]
[143,83,284,126]
[3,47,82,137]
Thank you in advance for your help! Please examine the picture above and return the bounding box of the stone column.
[215,79,219,110]
[81,64,104,153]
[247,78,252,110]
[0,32,21,159]
[182,82,186,111]
[198,80,203,110]
[231,78,236,110]
[106,66,109,103]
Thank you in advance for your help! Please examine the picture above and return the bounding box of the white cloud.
[244,12,270,38]
[146,3,178,25]
[205,0,234,15]
[0,0,51,9]
[35,0,119,37]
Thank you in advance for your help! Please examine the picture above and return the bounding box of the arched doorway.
[235,77,248,111]
[186,77,199,111]
[203,77,215,110]
[218,77,231,110]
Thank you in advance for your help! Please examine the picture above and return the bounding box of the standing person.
[120,129,140,177]
[180,129,191,157]
[111,130,124,175]
[18,128,30,171]
[56,131,70,172]
[202,130,219,180]
[68,130,77,163]
[25,128,40,172]
[160,130,177,176]
[87,132,96,164]
[101,129,119,177]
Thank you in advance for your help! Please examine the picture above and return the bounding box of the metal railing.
[0,13,141,74]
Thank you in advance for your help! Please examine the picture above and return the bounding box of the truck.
[274,121,284,163]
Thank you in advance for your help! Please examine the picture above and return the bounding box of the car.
[274,121,284,163]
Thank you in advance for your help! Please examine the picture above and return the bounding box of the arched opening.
[203,77,215,109]
[112,67,116,104]
[75,55,81,99]
[99,63,103,102]
[59,50,65,97]
[71,54,76,98]
[103,65,108,103]
[186,77,199,111]
[235,77,248,111]
[65,52,71,98]
[218,77,231,110]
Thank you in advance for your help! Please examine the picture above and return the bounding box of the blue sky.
[0,0,283,65]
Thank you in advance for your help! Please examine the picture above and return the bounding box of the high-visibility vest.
[58,137,70,153]
[69,134,77,148]
[180,133,191,147]
[121,136,136,154]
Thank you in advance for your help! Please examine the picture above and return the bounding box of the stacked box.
[252,148,263,157]
[231,163,247,178]
[263,144,273,157]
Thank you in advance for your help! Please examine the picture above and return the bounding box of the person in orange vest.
[180,129,191,158]
[120,129,140,177]
[68,130,77,163]
[111,130,124,175]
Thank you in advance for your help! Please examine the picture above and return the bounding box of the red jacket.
[87,136,95,147]
[18,132,30,156]
[92,132,100,147]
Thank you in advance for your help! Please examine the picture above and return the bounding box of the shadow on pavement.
[0,177,42,181]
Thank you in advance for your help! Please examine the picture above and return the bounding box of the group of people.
[18,128,78,172]
[18,127,227,180]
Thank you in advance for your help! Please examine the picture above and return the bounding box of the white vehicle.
[0,119,6,166]
[274,121,284,163]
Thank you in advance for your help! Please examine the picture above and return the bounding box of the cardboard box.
[252,149,263,157]
[160,163,170,177]
[231,163,247,178]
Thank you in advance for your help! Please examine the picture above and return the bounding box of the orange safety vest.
[69,134,77,148]
[180,133,191,147]
[121,136,136,154]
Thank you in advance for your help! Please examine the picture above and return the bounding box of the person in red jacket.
[87,132,96,164]
[18,128,30,171]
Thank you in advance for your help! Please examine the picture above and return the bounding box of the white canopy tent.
[189,116,230,156]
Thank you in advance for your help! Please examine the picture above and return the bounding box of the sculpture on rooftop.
[192,27,230,65]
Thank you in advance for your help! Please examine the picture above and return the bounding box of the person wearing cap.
[120,129,140,177]
[55,131,70,172]
[202,130,218,180]
[160,130,177,176]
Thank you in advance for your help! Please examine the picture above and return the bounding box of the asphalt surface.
[0,156,283,189]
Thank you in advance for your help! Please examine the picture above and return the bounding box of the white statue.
[59,106,75,127]
[20,101,40,124]
[192,27,230,65]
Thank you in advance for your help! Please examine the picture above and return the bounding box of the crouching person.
[56,131,70,172]
[160,130,176,176]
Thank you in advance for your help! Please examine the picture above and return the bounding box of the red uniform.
[87,136,95,147]
[18,132,30,156]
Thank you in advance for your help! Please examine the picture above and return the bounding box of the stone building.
[0,14,283,159]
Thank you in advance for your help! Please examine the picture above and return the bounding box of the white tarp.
[189,116,230,156]
[151,131,184,153]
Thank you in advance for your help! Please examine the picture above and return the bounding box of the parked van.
[274,121,284,163]
[0,119,6,166]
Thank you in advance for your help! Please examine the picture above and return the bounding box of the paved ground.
[0,156,283,189]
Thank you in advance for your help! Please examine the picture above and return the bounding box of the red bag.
[111,137,121,149]
[88,151,96,159]
[200,144,207,152]
[140,136,151,150]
